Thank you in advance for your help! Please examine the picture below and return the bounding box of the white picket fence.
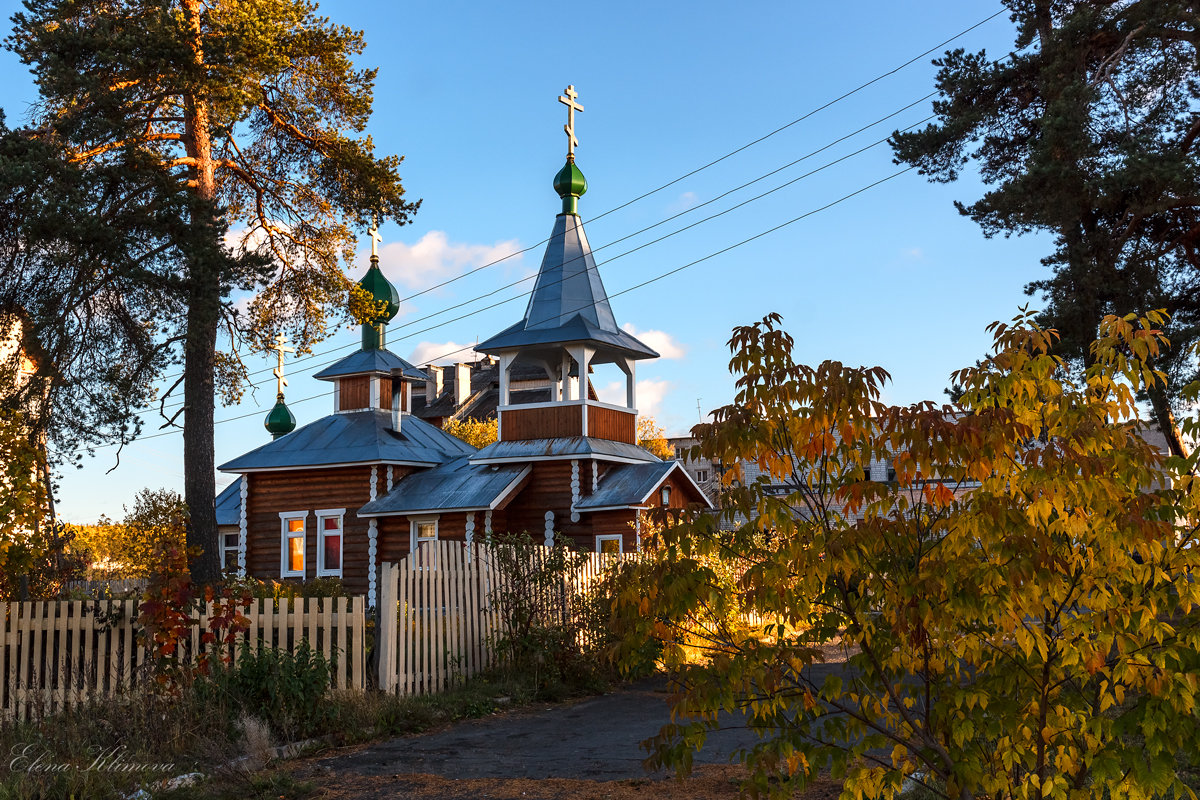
[1,596,367,721]
[376,541,628,695]
[2,543,628,720]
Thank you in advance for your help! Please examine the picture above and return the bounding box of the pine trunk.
[1147,382,1191,461]
[181,0,221,584]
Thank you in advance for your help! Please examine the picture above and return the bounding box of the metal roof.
[469,436,660,464]
[218,410,474,472]
[215,476,242,526]
[575,461,715,511]
[312,348,427,381]
[357,458,530,516]
[476,214,658,359]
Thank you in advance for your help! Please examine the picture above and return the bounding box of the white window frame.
[696,469,709,483]
[220,530,239,573]
[315,507,345,578]
[279,511,308,578]
[409,516,440,570]
[596,534,624,554]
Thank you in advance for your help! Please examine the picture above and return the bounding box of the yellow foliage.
[614,310,1200,800]
[441,416,498,449]
[637,415,673,460]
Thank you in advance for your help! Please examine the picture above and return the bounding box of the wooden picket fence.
[377,540,629,695]
[1,595,367,721]
[3,542,628,719]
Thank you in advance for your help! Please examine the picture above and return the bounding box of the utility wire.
[143,8,1007,390]
[151,101,936,417]
[98,164,914,448]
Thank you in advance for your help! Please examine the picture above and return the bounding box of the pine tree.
[891,0,1200,457]
[5,0,418,581]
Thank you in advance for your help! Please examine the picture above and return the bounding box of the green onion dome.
[553,158,588,214]
[358,258,401,323]
[264,394,296,438]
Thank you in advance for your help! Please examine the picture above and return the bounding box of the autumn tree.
[636,415,673,460]
[614,311,1200,800]
[70,488,188,579]
[0,113,203,468]
[891,0,1200,458]
[6,0,418,582]
[442,416,498,449]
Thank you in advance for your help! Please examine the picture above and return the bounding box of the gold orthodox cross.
[271,332,295,397]
[558,84,584,157]
[368,215,383,258]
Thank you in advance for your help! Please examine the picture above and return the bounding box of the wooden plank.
[0,602,8,718]
[30,602,44,717]
[351,597,365,691]
[377,563,396,693]
[321,599,332,677]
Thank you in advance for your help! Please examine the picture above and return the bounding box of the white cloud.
[407,340,480,366]
[667,191,699,214]
[621,323,686,359]
[376,231,524,289]
[597,378,672,418]
[903,247,924,260]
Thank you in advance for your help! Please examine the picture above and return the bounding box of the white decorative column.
[570,459,581,522]
[237,476,249,577]
[543,510,555,547]
[368,466,380,607]
[484,510,493,537]
[386,465,394,492]
[592,461,599,493]
[635,510,642,551]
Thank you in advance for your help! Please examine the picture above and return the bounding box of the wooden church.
[216,86,710,604]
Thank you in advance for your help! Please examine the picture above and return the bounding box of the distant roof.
[476,214,658,360]
[357,458,529,517]
[470,436,660,464]
[218,410,473,472]
[313,348,427,381]
[215,477,242,526]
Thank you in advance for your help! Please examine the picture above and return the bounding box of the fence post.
[376,562,397,693]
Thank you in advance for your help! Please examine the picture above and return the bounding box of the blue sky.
[0,1,1054,522]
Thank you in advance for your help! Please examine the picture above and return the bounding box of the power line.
[97,164,913,449]
[150,101,936,418]
[143,8,1007,389]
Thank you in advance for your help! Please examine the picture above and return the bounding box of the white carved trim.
[484,509,493,536]
[370,465,379,501]
[237,476,248,577]
[592,461,599,493]
[386,465,394,492]
[543,510,555,548]
[570,459,581,523]
[367,518,379,607]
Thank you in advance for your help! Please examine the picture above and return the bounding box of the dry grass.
[305,765,843,800]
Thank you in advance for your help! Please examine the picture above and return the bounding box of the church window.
[280,512,307,578]
[596,534,623,554]
[410,517,440,570]
[220,532,240,573]
[316,509,345,578]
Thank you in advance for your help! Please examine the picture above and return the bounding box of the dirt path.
[294,655,856,799]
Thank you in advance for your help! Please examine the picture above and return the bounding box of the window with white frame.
[596,534,623,554]
[695,469,709,483]
[280,512,307,578]
[316,508,345,578]
[410,517,439,569]
[220,531,240,573]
